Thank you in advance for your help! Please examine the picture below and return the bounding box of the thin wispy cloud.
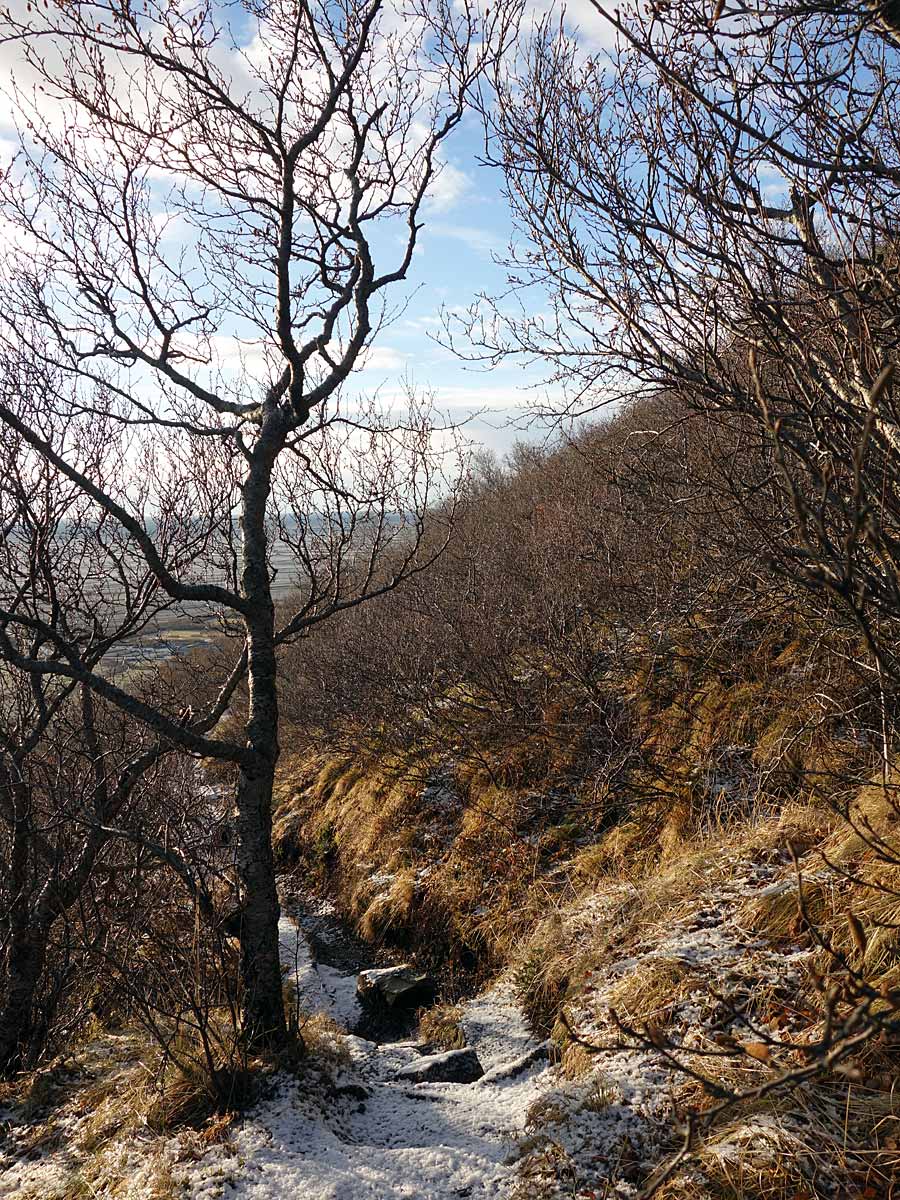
[428,222,504,257]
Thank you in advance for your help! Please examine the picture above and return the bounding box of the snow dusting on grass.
[3,849,867,1200]
[507,855,835,1198]
[2,913,555,1200]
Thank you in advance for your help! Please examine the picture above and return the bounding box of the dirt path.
[176,900,552,1199]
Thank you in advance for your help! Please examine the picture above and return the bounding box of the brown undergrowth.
[272,611,868,1003]
[271,611,899,1197]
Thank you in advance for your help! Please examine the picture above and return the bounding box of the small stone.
[395,1047,484,1084]
[356,964,437,1009]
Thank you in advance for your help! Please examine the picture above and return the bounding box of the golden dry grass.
[606,956,699,1029]
[270,609,870,1010]
[269,620,900,1200]
[655,1080,900,1200]
[418,1004,467,1050]
[2,1027,238,1200]
[299,1012,352,1068]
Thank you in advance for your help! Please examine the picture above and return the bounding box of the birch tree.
[0,0,514,1048]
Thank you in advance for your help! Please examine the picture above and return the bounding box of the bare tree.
[455,3,900,1190]
[0,690,179,1076]
[0,0,515,1048]
[0,376,250,1073]
[462,0,900,677]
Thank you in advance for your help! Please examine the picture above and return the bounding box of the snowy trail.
[278,915,364,1031]
[181,914,551,1200]
[2,864,816,1199]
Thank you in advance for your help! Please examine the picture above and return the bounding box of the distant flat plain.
[106,539,303,670]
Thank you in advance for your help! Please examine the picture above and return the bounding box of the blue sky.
[353,111,555,458]
[0,0,617,460]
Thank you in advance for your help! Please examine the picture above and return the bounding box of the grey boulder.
[356,964,437,1009]
[396,1047,484,1084]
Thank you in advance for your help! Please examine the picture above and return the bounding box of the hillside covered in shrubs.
[265,396,900,1195]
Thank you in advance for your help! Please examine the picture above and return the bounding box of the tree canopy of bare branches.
[462,0,900,679]
[0,0,518,1050]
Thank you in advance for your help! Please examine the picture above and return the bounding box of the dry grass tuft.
[144,1064,241,1134]
[300,1011,351,1068]
[418,1004,467,1050]
[607,956,699,1029]
[571,819,658,880]
[359,870,418,942]
[513,911,576,1037]
[656,1080,900,1200]
[737,875,833,943]
[558,1043,594,1080]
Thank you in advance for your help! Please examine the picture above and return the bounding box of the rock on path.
[179,913,552,1199]
[395,1047,484,1084]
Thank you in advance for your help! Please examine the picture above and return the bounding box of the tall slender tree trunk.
[235,434,287,1048]
[0,914,50,1076]
[234,753,284,1046]
[0,772,45,1076]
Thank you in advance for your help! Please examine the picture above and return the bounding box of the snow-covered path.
[180,916,551,1200]
[2,864,822,1199]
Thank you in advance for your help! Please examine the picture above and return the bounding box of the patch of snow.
[510,857,822,1197]
[177,971,550,1199]
[168,923,557,1200]
[1,1147,74,1198]
[3,853,825,1200]
[356,964,413,986]
[461,978,540,1074]
[279,917,361,1030]
[754,879,795,899]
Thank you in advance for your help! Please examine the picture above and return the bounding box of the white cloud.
[0,212,40,262]
[424,159,472,214]
[151,211,190,243]
[165,332,272,385]
[0,135,17,168]
[428,222,503,258]
[523,0,619,51]
[372,379,552,413]
[400,314,444,333]
[357,344,406,373]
